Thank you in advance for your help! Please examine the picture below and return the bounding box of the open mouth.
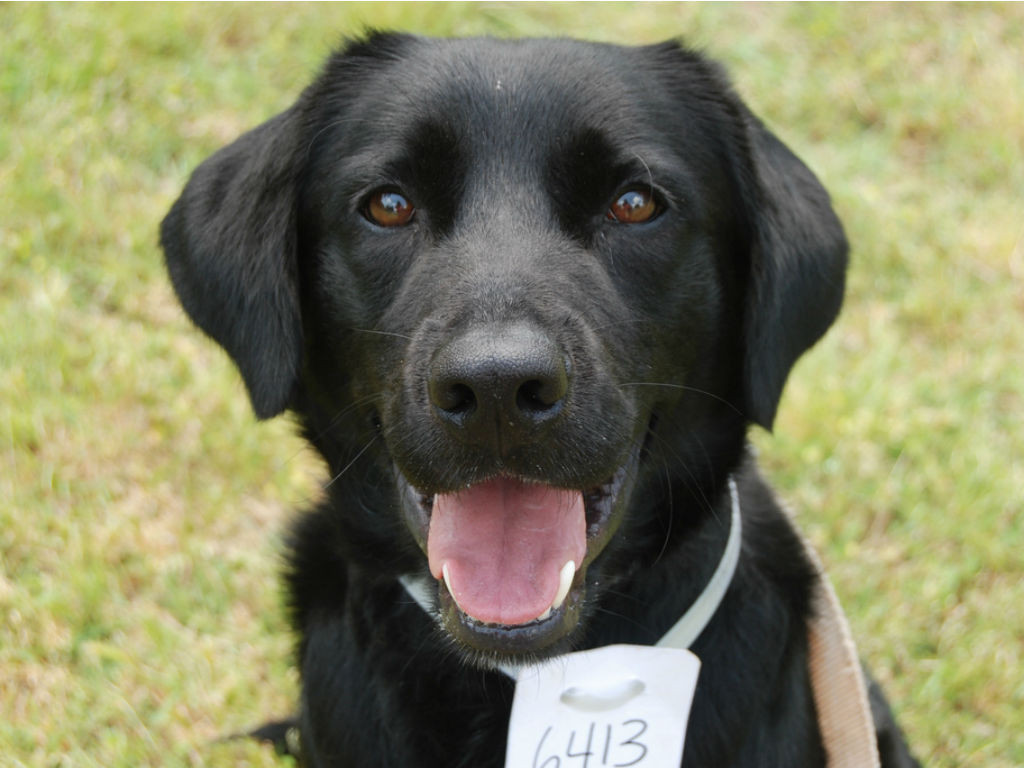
[398,443,641,657]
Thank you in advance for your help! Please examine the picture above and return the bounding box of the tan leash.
[801,531,882,768]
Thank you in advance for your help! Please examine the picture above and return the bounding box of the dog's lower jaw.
[436,579,587,661]
[396,439,643,663]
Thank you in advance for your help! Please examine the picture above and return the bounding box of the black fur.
[162,33,918,767]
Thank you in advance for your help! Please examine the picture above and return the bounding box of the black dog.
[162,33,918,767]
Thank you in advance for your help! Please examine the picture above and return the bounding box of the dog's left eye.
[606,188,660,224]
[364,189,415,227]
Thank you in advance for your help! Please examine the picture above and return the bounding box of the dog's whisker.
[304,116,370,161]
[323,434,380,490]
[587,315,655,334]
[598,586,645,605]
[590,604,655,636]
[349,327,415,341]
[639,422,720,521]
[309,392,382,442]
[617,380,745,416]
[652,454,675,566]
[634,151,655,193]
[257,393,383,510]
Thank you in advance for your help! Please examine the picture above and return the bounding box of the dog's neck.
[399,476,742,679]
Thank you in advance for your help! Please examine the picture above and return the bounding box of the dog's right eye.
[606,188,661,224]
[363,189,415,227]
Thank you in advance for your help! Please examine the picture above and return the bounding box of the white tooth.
[442,563,461,609]
[552,560,576,611]
[536,607,552,622]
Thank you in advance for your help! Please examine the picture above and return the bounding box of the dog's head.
[162,34,846,663]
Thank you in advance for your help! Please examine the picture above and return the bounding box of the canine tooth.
[442,563,462,610]
[536,607,552,621]
[552,560,575,611]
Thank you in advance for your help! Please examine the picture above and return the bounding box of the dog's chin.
[396,441,642,665]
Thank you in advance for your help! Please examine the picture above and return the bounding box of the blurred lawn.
[2,3,1021,766]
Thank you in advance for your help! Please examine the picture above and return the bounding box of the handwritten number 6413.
[531,719,650,768]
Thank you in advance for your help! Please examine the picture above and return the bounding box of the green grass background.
[2,3,1021,765]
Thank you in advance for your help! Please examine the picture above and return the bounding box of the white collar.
[399,476,742,680]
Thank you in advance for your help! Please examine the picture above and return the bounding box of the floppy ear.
[739,113,849,429]
[160,107,305,419]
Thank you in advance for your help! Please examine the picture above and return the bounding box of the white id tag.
[504,644,701,768]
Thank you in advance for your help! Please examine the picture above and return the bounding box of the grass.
[2,3,1021,766]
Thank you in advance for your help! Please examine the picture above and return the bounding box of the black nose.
[428,323,569,448]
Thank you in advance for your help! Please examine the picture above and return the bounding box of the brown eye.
[606,188,658,224]
[365,190,415,227]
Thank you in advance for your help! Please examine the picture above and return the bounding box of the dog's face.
[162,34,846,663]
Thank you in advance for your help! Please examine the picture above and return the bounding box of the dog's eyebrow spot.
[545,128,624,232]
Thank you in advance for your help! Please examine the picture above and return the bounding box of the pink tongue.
[427,477,586,626]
